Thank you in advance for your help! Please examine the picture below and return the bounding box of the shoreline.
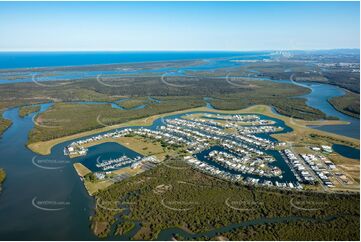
[328,95,360,119]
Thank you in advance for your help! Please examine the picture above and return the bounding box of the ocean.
[0,51,271,69]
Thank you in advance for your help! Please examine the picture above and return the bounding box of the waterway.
[0,105,297,240]
[0,53,359,239]
[73,96,159,111]
[0,105,96,240]
[255,77,359,139]
[155,215,338,240]
[289,80,359,139]
[332,144,360,160]
[0,96,358,239]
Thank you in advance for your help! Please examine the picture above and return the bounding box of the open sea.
[0,51,271,69]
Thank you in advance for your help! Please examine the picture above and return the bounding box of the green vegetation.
[0,55,357,148]
[208,81,329,120]
[0,114,12,136]
[211,97,327,120]
[0,68,304,110]
[116,221,135,236]
[329,91,360,118]
[221,216,359,241]
[118,97,154,109]
[191,57,359,94]
[19,105,41,118]
[28,97,205,143]
[26,77,337,143]
[84,173,97,182]
[91,156,359,240]
[323,71,360,93]
[0,80,120,111]
[308,133,358,149]
[0,168,6,190]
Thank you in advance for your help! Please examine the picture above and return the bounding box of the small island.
[0,168,6,192]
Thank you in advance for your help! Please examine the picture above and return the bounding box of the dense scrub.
[28,97,205,143]
[23,77,330,143]
[329,91,360,118]
[91,157,360,240]
[18,105,41,118]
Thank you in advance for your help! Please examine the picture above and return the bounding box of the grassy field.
[115,136,166,158]
[91,156,360,240]
[75,135,167,160]
[18,105,41,118]
[73,163,91,177]
[329,91,360,118]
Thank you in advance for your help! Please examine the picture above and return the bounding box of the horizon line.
[0,48,359,52]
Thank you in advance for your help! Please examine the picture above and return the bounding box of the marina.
[0,80,358,240]
[63,111,307,190]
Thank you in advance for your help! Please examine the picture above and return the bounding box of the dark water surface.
[0,105,96,240]
[332,144,360,160]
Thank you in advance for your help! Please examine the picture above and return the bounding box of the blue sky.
[0,1,359,51]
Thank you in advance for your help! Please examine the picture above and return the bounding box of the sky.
[0,1,359,51]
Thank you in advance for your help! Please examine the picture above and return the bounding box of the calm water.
[76,142,142,172]
[0,105,96,240]
[292,81,359,139]
[267,78,359,139]
[0,51,271,69]
[332,144,360,160]
[307,84,360,139]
